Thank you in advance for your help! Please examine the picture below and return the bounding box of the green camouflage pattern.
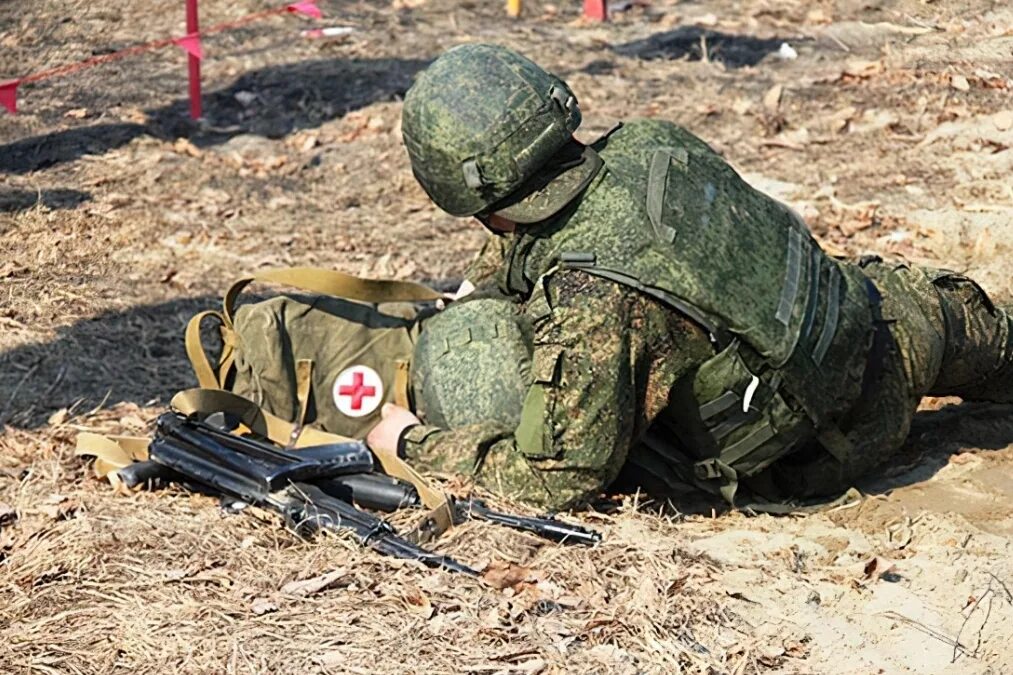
[401,44,581,217]
[406,255,1013,509]
[492,119,878,501]
[403,270,714,507]
[761,259,1013,498]
[402,101,1013,508]
[412,298,533,429]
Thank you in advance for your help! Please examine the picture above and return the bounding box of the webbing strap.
[223,267,443,325]
[645,148,682,243]
[393,360,411,409]
[776,228,805,326]
[75,433,151,495]
[170,389,454,540]
[720,422,776,467]
[184,310,229,389]
[559,253,730,348]
[800,246,822,341]
[698,391,741,422]
[739,487,863,515]
[289,359,314,447]
[813,265,842,365]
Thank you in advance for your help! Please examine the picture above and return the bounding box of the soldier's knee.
[929,271,997,316]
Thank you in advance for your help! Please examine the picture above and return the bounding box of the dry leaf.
[0,529,16,552]
[482,560,535,591]
[317,651,344,668]
[234,91,257,107]
[861,556,896,581]
[299,134,318,152]
[403,585,434,618]
[758,644,785,666]
[842,60,885,79]
[732,98,753,115]
[828,105,858,133]
[39,494,82,521]
[199,187,231,205]
[281,568,351,597]
[64,108,89,119]
[250,597,279,615]
[33,565,67,586]
[173,138,202,158]
[0,262,28,279]
[119,107,149,124]
[993,110,1013,131]
[763,84,783,112]
[39,501,80,521]
[119,414,146,430]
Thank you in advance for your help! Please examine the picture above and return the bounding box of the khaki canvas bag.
[185,267,444,439]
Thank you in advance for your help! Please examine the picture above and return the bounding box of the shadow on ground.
[0,56,428,174]
[612,27,789,68]
[618,400,1013,517]
[859,401,1013,493]
[0,187,92,214]
[0,297,216,428]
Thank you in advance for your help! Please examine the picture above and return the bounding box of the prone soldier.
[367,44,1013,510]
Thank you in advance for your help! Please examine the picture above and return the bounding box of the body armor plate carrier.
[535,121,876,502]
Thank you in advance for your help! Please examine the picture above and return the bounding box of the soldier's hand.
[366,403,421,453]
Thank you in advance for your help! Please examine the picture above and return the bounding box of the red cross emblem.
[332,365,384,417]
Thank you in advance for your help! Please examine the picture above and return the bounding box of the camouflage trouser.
[765,259,1013,498]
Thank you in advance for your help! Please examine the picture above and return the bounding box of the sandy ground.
[1,0,1012,672]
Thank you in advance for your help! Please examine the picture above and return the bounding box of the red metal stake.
[583,0,607,21]
[185,0,202,119]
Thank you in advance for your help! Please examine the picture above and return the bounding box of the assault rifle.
[133,412,600,574]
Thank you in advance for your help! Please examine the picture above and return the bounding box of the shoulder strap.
[185,310,230,388]
[222,267,443,324]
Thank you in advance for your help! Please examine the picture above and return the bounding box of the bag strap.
[222,267,444,324]
[185,310,230,389]
[393,360,411,409]
[75,432,151,495]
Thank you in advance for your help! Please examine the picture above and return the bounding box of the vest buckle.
[694,458,723,480]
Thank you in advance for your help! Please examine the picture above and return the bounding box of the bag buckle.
[694,459,723,480]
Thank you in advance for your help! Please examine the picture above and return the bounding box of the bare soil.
[1,0,1011,672]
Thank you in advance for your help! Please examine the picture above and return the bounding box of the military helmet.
[402,43,602,223]
[411,298,532,429]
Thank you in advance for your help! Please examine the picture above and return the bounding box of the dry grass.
[1,407,748,674]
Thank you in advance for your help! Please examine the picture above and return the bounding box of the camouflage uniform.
[403,120,1013,509]
[399,46,1013,509]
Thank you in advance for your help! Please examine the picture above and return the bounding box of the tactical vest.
[510,121,876,502]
